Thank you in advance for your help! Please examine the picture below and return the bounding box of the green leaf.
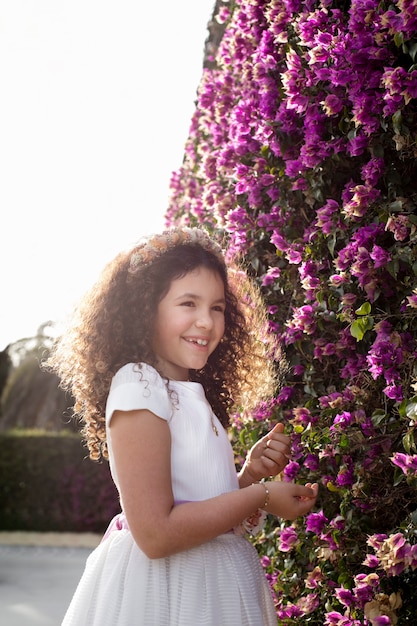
[409,41,417,62]
[350,316,374,341]
[350,320,365,341]
[388,200,404,212]
[392,110,402,134]
[371,410,387,427]
[327,233,336,256]
[406,398,417,421]
[387,258,400,278]
[355,302,371,316]
[393,467,405,487]
[339,434,350,449]
[402,430,416,454]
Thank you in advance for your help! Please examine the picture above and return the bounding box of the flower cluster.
[166,0,417,622]
[365,532,417,577]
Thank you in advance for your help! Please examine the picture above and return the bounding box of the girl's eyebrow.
[174,292,226,304]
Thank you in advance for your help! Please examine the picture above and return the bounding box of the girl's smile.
[152,267,226,380]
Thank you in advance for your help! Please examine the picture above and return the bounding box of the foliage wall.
[167,0,417,623]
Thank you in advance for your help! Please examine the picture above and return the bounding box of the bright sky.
[0,1,215,350]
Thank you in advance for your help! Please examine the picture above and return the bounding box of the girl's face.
[152,267,226,380]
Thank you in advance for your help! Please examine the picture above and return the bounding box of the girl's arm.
[110,409,316,559]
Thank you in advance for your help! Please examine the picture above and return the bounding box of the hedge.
[0,430,120,533]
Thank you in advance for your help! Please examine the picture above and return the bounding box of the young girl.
[47,227,318,625]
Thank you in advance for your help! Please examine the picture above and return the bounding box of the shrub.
[0,430,120,533]
[167,0,417,623]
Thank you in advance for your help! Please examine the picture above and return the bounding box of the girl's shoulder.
[112,362,164,388]
[106,362,172,425]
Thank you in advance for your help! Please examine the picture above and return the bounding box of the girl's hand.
[265,481,318,520]
[239,423,291,485]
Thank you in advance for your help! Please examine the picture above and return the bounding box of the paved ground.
[0,533,101,626]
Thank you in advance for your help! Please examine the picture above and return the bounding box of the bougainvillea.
[166,0,417,623]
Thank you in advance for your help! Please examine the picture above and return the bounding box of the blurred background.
[0,0,219,532]
[0,0,215,352]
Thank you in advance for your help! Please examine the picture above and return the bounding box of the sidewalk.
[0,532,101,626]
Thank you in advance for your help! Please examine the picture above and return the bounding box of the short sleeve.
[105,363,172,427]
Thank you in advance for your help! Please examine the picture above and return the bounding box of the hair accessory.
[128,227,225,274]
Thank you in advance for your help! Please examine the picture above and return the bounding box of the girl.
[47,227,318,625]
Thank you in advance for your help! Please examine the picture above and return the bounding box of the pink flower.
[278,526,299,552]
[261,266,281,286]
[335,587,354,607]
[391,452,417,476]
[306,510,328,534]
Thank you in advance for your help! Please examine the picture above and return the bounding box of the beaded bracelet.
[260,482,270,510]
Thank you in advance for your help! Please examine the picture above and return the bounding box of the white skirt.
[62,529,277,626]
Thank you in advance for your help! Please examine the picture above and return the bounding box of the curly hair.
[45,231,280,460]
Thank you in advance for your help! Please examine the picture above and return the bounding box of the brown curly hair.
[45,232,279,460]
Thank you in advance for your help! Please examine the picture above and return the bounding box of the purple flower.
[383,382,403,401]
[385,214,411,241]
[285,159,304,177]
[363,553,379,568]
[342,184,380,219]
[347,133,369,156]
[361,157,384,186]
[330,411,353,432]
[292,406,314,425]
[304,453,320,471]
[353,572,380,605]
[391,452,417,476]
[336,465,355,488]
[321,93,344,116]
[370,244,390,268]
[279,526,299,552]
[271,231,289,252]
[260,555,271,568]
[277,603,303,619]
[367,534,388,550]
[306,510,328,534]
[316,199,341,234]
[283,460,300,481]
[277,386,295,404]
[287,244,303,264]
[262,266,281,286]
[335,587,354,607]
[324,611,358,625]
[287,304,317,335]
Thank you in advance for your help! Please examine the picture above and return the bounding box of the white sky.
[0,1,215,350]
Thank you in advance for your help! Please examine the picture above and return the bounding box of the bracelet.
[260,482,270,510]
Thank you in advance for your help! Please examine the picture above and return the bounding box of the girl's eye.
[181,301,195,307]
[212,305,225,313]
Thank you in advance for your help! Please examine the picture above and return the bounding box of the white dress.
[62,363,277,626]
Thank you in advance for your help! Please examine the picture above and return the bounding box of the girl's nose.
[195,310,213,329]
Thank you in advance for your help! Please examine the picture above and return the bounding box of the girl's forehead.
[167,267,225,294]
